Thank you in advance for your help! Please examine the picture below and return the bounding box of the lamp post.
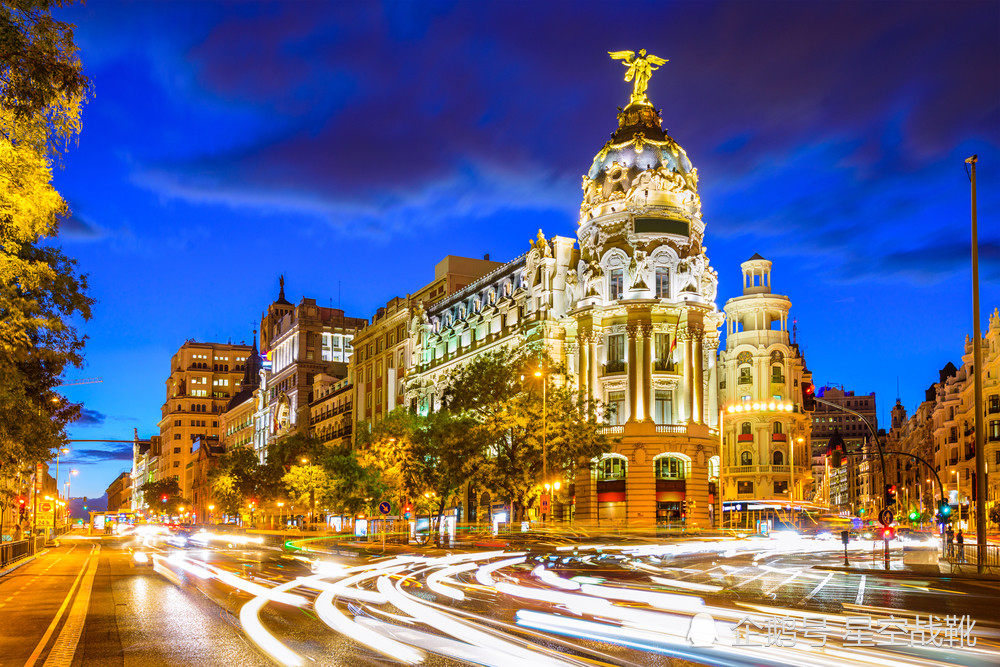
[965,154,987,572]
[535,366,547,522]
[208,504,215,525]
[54,447,69,527]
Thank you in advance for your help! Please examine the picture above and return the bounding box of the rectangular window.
[737,481,754,495]
[654,390,673,424]
[174,434,181,440]
[990,420,1000,441]
[608,391,626,425]
[655,268,669,298]
[774,481,788,494]
[739,367,752,384]
[609,269,624,300]
[654,333,672,371]
[608,334,625,363]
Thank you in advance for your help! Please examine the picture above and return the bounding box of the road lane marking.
[41,546,100,667]
[732,570,768,588]
[855,575,866,605]
[803,573,834,601]
[22,545,95,667]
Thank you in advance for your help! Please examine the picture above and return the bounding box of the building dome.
[580,101,701,224]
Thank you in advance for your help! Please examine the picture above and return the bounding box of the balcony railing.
[737,434,754,442]
[604,360,626,374]
[653,360,674,372]
[655,424,686,434]
[771,433,787,442]
[597,425,625,435]
[738,376,753,385]
[770,375,785,383]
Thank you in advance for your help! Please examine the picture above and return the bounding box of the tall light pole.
[535,366,547,521]
[966,154,987,573]
[66,469,78,524]
[55,447,69,526]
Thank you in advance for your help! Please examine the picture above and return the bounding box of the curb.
[0,555,36,578]
[814,565,1000,582]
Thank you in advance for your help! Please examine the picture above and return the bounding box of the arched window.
[655,454,690,480]
[772,450,784,465]
[596,454,627,481]
[741,422,752,435]
[708,456,720,481]
[740,451,753,466]
[773,422,783,434]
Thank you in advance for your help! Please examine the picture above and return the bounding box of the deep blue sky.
[51,1,1000,499]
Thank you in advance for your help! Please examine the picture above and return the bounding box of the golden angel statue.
[608,49,668,105]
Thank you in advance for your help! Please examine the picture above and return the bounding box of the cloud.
[72,443,132,463]
[60,215,106,241]
[75,409,107,427]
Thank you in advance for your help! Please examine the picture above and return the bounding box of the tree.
[208,447,263,517]
[442,346,610,522]
[323,450,386,518]
[140,478,188,517]
[355,409,424,513]
[989,503,1000,528]
[282,463,330,526]
[0,1,92,480]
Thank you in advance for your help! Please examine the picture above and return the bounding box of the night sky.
[51,1,999,500]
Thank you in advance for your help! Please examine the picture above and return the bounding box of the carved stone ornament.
[737,351,753,365]
[603,379,627,392]
[652,378,678,390]
[770,350,785,364]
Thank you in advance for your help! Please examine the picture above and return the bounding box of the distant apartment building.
[156,339,252,502]
[105,471,131,513]
[810,386,877,512]
[221,335,263,455]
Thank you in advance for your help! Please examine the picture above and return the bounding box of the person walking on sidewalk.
[946,525,954,557]
[956,529,965,562]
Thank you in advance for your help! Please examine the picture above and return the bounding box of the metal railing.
[0,537,41,570]
[942,543,1000,573]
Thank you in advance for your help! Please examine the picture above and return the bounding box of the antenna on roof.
[792,319,798,345]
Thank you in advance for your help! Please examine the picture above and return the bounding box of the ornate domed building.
[565,52,723,528]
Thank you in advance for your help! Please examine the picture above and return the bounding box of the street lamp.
[66,470,78,523]
[208,505,215,524]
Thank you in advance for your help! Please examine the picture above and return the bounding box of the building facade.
[718,255,813,518]
[259,279,366,447]
[156,340,250,502]
[310,374,354,447]
[810,386,878,513]
[352,256,502,433]
[105,471,131,513]
[405,77,727,529]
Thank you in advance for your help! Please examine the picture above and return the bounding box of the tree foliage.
[140,478,188,516]
[0,0,92,477]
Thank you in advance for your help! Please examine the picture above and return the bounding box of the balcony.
[655,424,686,434]
[604,360,626,375]
[597,425,625,435]
[771,433,787,442]
[770,375,785,384]
[653,360,674,372]
[737,434,754,442]
[738,376,753,385]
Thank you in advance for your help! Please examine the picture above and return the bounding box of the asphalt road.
[2,531,999,667]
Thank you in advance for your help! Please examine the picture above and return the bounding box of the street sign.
[878,508,893,526]
[41,502,52,512]
[540,495,550,514]
[378,501,391,515]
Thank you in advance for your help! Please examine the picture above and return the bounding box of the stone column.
[684,330,694,423]
[589,333,600,407]
[627,325,639,423]
[706,337,719,427]
[641,323,653,423]
[577,333,589,403]
[693,329,704,424]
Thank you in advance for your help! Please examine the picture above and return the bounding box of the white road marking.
[803,573,834,601]
[855,575,866,605]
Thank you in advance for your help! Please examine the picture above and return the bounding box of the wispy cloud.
[75,408,107,427]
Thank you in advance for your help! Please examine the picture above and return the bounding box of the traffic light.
[161,495,168,503]
[938,500,952,520]
[908,510,919,522]
[858,507,866,515]
[801,382,816,411]
[882,527,896,541]
[884,484,897,507]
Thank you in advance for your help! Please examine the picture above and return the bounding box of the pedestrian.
[946,525,954,557]
[956,529,965,562]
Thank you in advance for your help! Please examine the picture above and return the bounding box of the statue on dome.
[609,49,668,105]
[531,229,552,258]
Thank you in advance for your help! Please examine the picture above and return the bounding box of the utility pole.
[966,154,987,573]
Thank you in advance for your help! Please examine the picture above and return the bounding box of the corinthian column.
[641,323,653,423]
[693,329,704,424]
[626,325,639,423]
[705,337,719,427]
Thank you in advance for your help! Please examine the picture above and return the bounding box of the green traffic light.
[858,508,865,515]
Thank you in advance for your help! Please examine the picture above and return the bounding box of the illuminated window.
[655,268,669,298]
[654,390,673,424]
[655,455,688,479]
[741,422,752,435]
[740,451,753,465]
[597,456,626,480]
[773,422,782,434]
[609,269,624,300]
[608,391,626,425]
[772,450,784,465]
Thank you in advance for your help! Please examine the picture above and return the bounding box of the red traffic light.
[17,497,26,506]
[888,484,897,497]
[161,495,168,502]
[801,382,816,411]
[882,527,896,541]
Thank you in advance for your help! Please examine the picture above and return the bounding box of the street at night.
[1,1,998,666]
[3,530,997,666]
